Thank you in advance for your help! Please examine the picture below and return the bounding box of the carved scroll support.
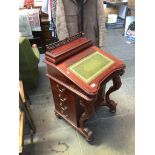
[79,100,95,141]
[105,75,122,113]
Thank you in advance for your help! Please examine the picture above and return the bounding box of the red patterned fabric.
[27,8,41,31]
[24,0,34,8]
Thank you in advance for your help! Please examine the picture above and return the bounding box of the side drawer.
[50,80,78,126]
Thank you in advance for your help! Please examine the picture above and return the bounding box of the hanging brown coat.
[56,0,105,48]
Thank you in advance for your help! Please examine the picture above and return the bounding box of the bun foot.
[105,75,121,113]
[108,100,117,113]
[55,111,62,119]
[83,128,93,142]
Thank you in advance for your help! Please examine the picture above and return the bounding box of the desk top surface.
[55,46,125,95]
[68,51,114,84]
[45,34,125,95]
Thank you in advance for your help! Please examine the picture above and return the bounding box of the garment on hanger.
[51,0,57,38]
[52,0,57,25]
[56,0,105,48]
[42,0,49,14]
[19,9,33,39]
[45,0,57,38]
[42,0,52,21]
[42,0,58,38]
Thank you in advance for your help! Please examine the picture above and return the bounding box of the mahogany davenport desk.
[45,33,125,141]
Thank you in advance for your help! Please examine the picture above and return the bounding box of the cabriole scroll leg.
[105,75,122,113]
[79,100,95,141]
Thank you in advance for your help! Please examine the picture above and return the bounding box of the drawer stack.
[55,83,69,118]
[50,80,79,126]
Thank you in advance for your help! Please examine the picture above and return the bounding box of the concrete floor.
[25,28,135,155]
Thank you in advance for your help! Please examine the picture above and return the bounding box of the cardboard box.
[104,7,119,17]
[107,14,118,23]
[128,0,135,9]
[106,18,124,29]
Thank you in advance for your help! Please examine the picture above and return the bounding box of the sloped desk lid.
[68,51,114,83]
[55,46,125,95]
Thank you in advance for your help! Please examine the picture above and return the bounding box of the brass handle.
[58,88,66,93]
[65,114,68,118]
[59,102,63,106]
[56,84,66,93]
[60,110,64,114]
[60,97,67,102]
[61,106,68,111]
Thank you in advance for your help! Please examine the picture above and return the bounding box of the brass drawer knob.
[61,106,68,111]
[65,114,69,118]
[59,102,63,106]
[58,88,66,93]
[60,110,64,114]
[60,97,67,102]
[56,84,66,93]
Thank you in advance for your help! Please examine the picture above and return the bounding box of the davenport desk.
[45,33,126,141]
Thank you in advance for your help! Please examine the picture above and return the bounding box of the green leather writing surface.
[68,51,114,83]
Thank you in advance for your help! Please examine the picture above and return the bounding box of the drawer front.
[50,80,78,125]
[55,104,69,118]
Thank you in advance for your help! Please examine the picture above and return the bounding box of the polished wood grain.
[19,112,24,154]
[45,34,125,141]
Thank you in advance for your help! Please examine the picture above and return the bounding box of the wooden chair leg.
[19,112,25,155]
[20,95,36,134]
